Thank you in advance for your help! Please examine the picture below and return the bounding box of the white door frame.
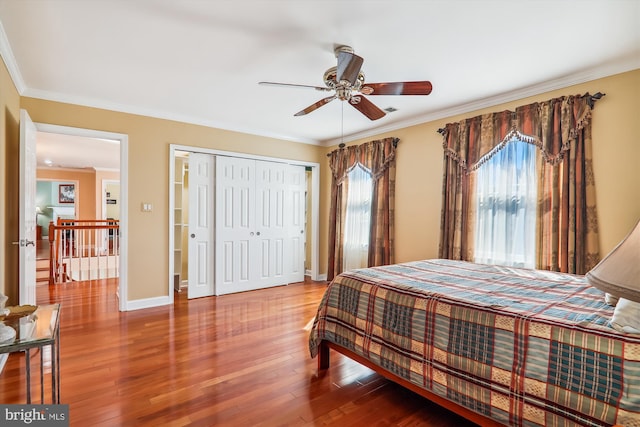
[35,123,129,312]
[168,144,320,304]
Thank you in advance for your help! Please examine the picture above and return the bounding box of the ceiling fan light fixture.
[360,85,373,95]
[323,67,338,88]
[336,87,351,101]
[259,44,432,121]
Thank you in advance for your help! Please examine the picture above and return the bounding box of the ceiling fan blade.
[349,96,386,121]
[336,51,364,86]
[361,81,432,96]
[259,81,331,92]
[294,95,337,116]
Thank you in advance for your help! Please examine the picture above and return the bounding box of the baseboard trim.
[125,295,171,311]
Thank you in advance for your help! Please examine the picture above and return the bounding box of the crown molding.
[0,20,25,93]
[37,166,97,173]
[22,86,321,146]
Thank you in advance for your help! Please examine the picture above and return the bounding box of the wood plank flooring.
[0,278,478,426]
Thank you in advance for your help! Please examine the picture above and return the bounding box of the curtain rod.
[326,137,399,157]
[436,92,606,135]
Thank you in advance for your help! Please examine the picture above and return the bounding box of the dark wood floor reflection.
[0,277,477,426]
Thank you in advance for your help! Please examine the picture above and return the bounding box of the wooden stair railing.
[48,219,120,285]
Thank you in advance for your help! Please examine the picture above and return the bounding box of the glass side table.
[0,304,61,404]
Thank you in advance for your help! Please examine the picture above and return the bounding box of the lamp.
[586,219,640,303]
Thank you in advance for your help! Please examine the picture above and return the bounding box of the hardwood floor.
[0,278,478,426]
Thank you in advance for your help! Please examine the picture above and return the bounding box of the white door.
[19,109,37,306]
[214,157,307,295]
[286,165,306,284]
[187,153,215,299]
[216,156,255,295]
[255,160,287,288]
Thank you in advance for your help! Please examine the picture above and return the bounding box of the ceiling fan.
[259,45,432,121]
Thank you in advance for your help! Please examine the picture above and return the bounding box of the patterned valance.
[328,137,398,184]
[441,93,597,172]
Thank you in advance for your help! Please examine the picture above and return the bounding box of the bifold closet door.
[187,153,215,299]
[254,160,288,288]
[286,165,306,284]
[215,156,306,295]
[216,156,256,295]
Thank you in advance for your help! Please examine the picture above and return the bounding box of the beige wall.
[19,97,325,301]
[0,58,21,303]
[37,168,97,222]
[326,69,640,264]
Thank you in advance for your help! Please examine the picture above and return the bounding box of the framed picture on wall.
[59,184,75,203]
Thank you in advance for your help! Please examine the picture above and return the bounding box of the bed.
[309,259,640,426]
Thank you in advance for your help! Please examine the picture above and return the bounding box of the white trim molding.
[0,20,25,93]
[126,296,171,311]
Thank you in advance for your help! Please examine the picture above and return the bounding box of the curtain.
[439,94,600,274]
[327,137,397,281]
[474,137,537,268]
[343,164,373,271]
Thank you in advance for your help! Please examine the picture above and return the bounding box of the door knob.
[256,232,261,236]
[11,239,35,247]
[190,233,195,238]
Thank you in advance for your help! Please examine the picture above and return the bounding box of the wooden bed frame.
[317,340,504,426]
[317,340,622,427]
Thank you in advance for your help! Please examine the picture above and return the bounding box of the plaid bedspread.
[309,259,640,426]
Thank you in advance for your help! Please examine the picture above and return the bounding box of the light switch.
[141,203,153,212]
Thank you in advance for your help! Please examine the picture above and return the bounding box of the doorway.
[34,123,129,311]
[168,145,320,302]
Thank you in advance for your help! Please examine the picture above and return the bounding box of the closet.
[215,156,306,295]
[181,153,306,298]
[173,154,189,292]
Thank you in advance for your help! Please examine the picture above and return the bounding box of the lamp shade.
[586,219,640,303]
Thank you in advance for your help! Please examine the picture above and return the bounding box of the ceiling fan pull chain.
[341,102,344,146]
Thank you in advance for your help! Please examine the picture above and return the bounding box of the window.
[474,137,537,268]
[343,163,373,271]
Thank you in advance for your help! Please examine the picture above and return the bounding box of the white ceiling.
[1,0,639,169]
[36,131,120,170]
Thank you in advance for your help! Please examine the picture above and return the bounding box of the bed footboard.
[317,340,506,427]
